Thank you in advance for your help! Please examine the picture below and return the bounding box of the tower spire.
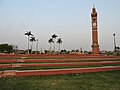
[92,4,96,13]
[93,4,95,8]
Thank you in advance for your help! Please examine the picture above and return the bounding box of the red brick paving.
[0,58,120,63]
[0,66,120,78]
[0,54,120,59]
[0,61,120,68]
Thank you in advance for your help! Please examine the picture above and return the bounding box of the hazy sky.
[0,0,120,51]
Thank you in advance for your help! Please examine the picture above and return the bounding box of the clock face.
[93,23,96,27]
[94,43,96,45]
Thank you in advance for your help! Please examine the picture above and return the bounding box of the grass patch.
[0,59,120,64]
[0,70,120,90]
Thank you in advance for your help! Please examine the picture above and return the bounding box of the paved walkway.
[0,61,120,68]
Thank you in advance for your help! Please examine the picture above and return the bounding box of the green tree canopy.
[0,44,13,54]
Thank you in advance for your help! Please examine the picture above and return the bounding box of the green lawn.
[0,70,120,90]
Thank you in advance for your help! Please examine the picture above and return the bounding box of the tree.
[12,45,18,54]
[48,38,54,52]
[57,38,62,52]
[60,49,67,54]
[51,34,58,52]
[30,36,36,54]
[0,44,13,54]
[76,49,79,52]
[25,31,33,54]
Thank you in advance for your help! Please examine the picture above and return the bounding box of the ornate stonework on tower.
[91,6,100,54]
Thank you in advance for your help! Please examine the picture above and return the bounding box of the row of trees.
[48,34,62,53]
[24,31,63,54]
[0,43,117,55]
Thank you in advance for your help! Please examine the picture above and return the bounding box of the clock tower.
[91,6,100,54]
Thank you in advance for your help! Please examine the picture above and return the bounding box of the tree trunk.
[58,44,60,52]
[31,42,33,54]
[28,36,30,54]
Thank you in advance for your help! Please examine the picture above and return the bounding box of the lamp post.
[113,33,116,52]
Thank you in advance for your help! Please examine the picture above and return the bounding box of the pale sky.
[0,0,120,51]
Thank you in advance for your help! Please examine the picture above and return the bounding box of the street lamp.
[113,33,116,52]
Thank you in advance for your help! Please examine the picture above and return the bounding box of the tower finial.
[92,4,96,13]
[93,4,95,8]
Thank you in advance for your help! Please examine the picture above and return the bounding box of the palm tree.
[48,38,54,52]
[30,36,36,54]
[57,38,62,52]
[25,31,33,54]
[113,33,116,52]
[51,34,58,52]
